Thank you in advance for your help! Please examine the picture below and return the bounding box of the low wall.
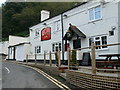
[28,64,60,76]
[66,70,120,89]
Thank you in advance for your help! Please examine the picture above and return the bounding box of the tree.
[2,2,79,41]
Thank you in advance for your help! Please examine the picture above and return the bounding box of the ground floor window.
[89,35,107,49]
[52,42,61,52]
[35,46,41,54]
[73,39,81,49]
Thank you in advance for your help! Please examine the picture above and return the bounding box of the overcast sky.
[0,0,6,6]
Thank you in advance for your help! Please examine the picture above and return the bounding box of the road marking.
[34,68,71,90]
[5,67,10,74]
[20,64,71,90]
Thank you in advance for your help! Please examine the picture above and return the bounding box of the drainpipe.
[61,14,64,63]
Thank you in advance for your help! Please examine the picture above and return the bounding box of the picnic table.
[96,54,120,69]
[99,54,120,61]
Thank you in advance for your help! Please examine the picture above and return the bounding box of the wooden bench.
[96,54,120,69]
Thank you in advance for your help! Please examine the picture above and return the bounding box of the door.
[15,45,24,61]
[73,39,81,49]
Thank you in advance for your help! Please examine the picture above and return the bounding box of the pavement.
[2,61,61,88]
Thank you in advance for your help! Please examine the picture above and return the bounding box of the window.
[89,9,94,21]
[95,37,101,49]
[101,36,107,48]
[53,21,61,34]
[35,30,39,37]
[35,46,41,54]
[9,48,12,54]
[52,44,55,52]
[73,39,81,49]
[89,38,94,46]
[89,6,101,21]
[52,42,61,52]
[109,31,114,36]
[89,36,107,49]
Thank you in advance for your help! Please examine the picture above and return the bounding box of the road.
[2,61,60,88]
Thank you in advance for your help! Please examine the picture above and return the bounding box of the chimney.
[41,10,50,22]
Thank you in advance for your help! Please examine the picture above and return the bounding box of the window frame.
[52,42,61,52]
[89,6,102,22]
[35,46,41,54]
[89,35,108,50]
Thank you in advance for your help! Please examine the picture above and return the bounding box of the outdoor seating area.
[96,54,120,69]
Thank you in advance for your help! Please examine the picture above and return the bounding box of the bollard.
[91,43,96,74]
[49,51,52,67]
[26,54,28,64]
[44,51,46,66]
[35,54,37,65]
[67,48,70,70]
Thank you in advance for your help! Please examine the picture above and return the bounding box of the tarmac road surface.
[2,61,60,88]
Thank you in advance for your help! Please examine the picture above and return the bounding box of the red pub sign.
[41,27,51,41]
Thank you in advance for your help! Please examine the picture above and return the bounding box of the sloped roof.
[69,24,86,38]
[63,24,86,40]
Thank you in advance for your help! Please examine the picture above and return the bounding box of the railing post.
[91,43,96,74]
[49,51,52,67]
[67,48,70,70]
[35,54,37,65]
[44,51,46,66]
[57,50,61,68]
[26,54,28,64]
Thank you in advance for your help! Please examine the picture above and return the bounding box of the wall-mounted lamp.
[63,14,68,18]
[43,23,47,25]
[111,26,116,30]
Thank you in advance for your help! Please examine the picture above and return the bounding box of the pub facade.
[29,0,120,61]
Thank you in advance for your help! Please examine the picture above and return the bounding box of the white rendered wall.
[0,41,9,55]
[29,1,119,60]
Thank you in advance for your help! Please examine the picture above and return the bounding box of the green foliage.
[71,50,77,66]
[2,2,81,41]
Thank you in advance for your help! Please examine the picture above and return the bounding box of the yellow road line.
[4,61,71,90]
[34,67,71,90]
[19,64,71,90]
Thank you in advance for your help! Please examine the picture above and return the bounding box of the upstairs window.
[89,6,101,21]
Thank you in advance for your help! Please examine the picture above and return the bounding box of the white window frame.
[34,28,40,38]
[35,46,41,54]
[52,42,61,52]
[89,35,108,50]
[53,20,61,34]
[89,6,102,22]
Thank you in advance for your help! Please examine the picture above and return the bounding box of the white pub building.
[8,0,120,62]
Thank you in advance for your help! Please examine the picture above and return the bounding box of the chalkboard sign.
[82,53,91,66]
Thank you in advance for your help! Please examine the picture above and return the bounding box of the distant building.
[8,35,30,61]
[0,41,9,60]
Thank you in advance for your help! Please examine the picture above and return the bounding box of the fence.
[26,50,62,68]
[25,43,120,89]
[26,43,120,74]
